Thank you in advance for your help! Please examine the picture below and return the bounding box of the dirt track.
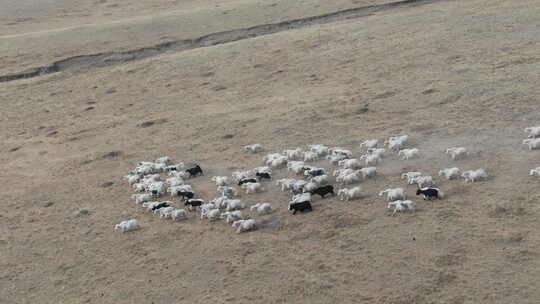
[1,0,540,303]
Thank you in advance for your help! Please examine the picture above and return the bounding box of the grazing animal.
[165,165,177,172]
[245,144,263,153]
[250,203,273,215]
[523,138,540,150]
[337,187,363,201]
[201,208,221,221]
[416,187,444,200]
[264,153,288,168]
[209,196,229,209]
[309,144,329,157]
[132,183,146,192]
[156,157,171,165]
[367,148,386,158]
[224,199,245,211]
[291,180,309,194]
[168,170,188,179]
[336,171,361,184]
[171,209,188,221]
[461,169,488,182]
[155,206,176,219]
[221,211,243,223]
[387,200,415,215]
[177,191,195,200]
[269,156,288,168]
[446,147,468,160]
[147,181,166,196]
[329,147,353,158]
[141,173,161,182]
[379,188,406,202]
[287,161,306,174]
[530,167,540,177]
[289,201,312,215]
[132,193,153,204]
[253,166,271,174]
[283,148,304,160]
[133,175,163,193]
[359,167,377,180]
[123,174,140,185]
[289,192,311,204]
[186,165,203,177]
[303,182,319,193]
[289,193,313,214]
[309,185,335,198]
[360,139,379,149]
[409,175,433,188]
[132,174,163,192]
[256,172,272,180]
[211,176,229,187]
[165,162,186,172]
[398,148,420,160]
[133,162,161,175]
[232,170,254,182]
[326,153,347,164]
[165,171,187,187]
[263,153,282,163]
[232,219,256,233]
[385,135,409,151]
[290,192,311,203]
[304,167,326,179]
[276,178,297,192]
[199,203,217,214]
[401,172,422,184]
[300,166,314,173]
[359,153,381,166]
[154,163,168,172]
[303,151,319,162]
[114,219,141,232]
[166,176,184,187]
[142,201,161,212]
[334,168,355,177]
[169,184,193,196]
[151,201,171,211]
[238,178,257,186]
[310,174,329,186]
[218,186,238,198]
[525,126,540,138]
[241,182,264,194]
[438,167,460,180]
[338,158,362,169]
[185,199,204,209]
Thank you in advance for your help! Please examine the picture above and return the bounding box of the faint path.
[0,0,445,83]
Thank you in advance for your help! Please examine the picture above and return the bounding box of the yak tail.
[438,190,445,199]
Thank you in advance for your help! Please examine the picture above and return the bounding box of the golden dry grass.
[1,0,540,303]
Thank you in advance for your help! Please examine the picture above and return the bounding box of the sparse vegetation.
[2,0,540,303]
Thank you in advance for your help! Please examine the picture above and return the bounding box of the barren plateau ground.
[1,0,540,303]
